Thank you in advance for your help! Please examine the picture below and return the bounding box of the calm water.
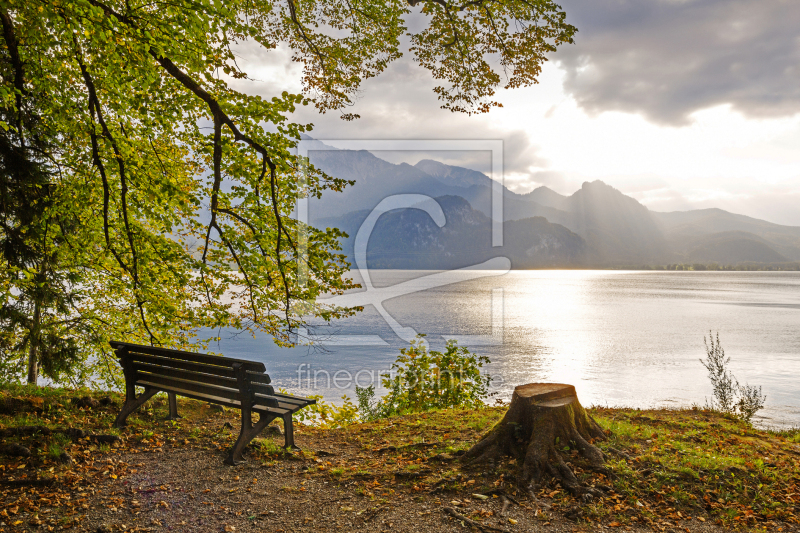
[211,271,800,428]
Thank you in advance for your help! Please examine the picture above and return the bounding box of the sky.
[231,0,800,226]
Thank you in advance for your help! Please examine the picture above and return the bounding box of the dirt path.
[78,421,733,533]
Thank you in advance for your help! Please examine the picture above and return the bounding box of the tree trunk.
[463,383,609,499]
[26,300,40,384]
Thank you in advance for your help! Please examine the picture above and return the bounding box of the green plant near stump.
[377,336,491,417]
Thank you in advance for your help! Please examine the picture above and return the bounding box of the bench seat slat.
[250,382,275,397]
[274,401,308,412]
[135,373,242,403]
[252,402,305,415]
[272,392,316,406]
[136,380,305,416]
[140,381,296,416]
[112,341,266,372]
[137,380,241,408]
[128,352,237,379]
[132,361,240,390]
[246,371,271,385]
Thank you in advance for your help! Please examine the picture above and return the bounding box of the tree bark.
[26,300,40,384]
[463,383,609,498]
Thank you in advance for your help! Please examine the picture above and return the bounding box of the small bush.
[736,384,766,422]
[377,336,491,417]
[700,331,766,423]
[355,384,380,422]
[701,332,737,413]
[283,338,491,426]
[281,390,359,429]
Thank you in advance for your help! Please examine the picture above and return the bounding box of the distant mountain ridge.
[304,141,800,269]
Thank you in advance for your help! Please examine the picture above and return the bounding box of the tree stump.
[463,383,609,498]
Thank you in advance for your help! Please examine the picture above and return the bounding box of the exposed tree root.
[442,506,511,533]
[463,383,609,499]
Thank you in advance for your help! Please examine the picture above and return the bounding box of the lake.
[210,270,800,428]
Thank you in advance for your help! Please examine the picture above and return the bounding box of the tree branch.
[74,43,158,345]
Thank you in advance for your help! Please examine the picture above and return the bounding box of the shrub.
[377,336,491,417]
[280,390,359,429]
[283,338,491,426]
[701,332,737,413]
[736,384,766,422]
[355,384,380,422]
[700,331,766,423]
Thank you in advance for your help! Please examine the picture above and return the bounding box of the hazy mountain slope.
[457,184,573,223]
[413,159,492,189]
[652,209,800,260]
[408,162,672,264]
[673,231,789,264]
[320,196,589,270]
[307,149,449,221]
[563,181,670,264]
[413,159,571,220]
[521,186,569,210]
[304,141,800,267]
[310,149,571,224]
[504,216,591,269]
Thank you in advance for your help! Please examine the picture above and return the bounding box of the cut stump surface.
[463,383,609,498]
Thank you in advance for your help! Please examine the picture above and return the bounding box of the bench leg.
[113,387,159,428]
[166,392,181,420]
[282,414,300,451]
[225,410,278,466]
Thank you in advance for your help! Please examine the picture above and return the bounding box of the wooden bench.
[110,341,315,465]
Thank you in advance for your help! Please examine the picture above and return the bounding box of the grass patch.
[589,407,800,528]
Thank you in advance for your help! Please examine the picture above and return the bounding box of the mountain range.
[303,141,800,269]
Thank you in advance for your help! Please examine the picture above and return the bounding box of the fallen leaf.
[508,518,518,524]
[472,494,489,500]
[224,526,236,532]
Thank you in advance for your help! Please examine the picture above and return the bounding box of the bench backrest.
[111,341,276,407]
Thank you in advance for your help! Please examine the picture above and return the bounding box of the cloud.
[555,0,800,124]
[277,56,548,177]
